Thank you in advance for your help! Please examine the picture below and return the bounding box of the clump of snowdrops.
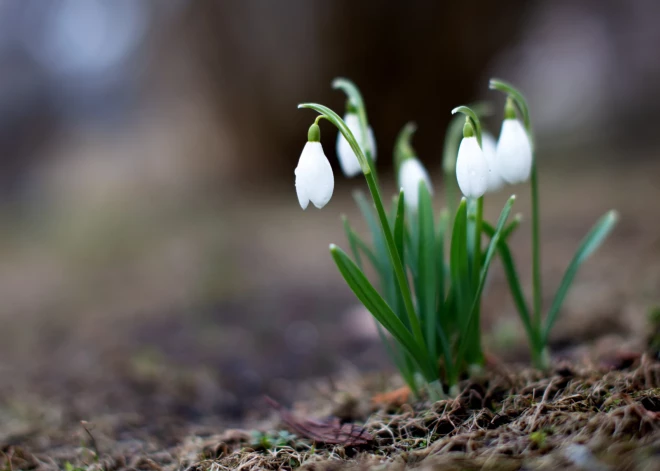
[294,78,617,398]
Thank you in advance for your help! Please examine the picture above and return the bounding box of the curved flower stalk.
[333,78,377,172]
[295,122,334,209]
[496,98,533,184]
[336,109,377,177]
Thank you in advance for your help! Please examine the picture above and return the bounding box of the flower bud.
[336,112,377,177]
[456,121,489,198]
[398,158,432,213]
[496,99,533,184]
[295,124,334,209]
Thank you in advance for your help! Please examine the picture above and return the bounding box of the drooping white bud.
[481,132,504,192]
[295,126,334,209]
[398,158,432,213]
[336,112,377,177]
[495,103,533,184]
[456,122,489,199]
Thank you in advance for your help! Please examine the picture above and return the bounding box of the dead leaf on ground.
[371,386,411,408]
[264,396,373,446]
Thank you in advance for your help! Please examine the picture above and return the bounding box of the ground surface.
[1,155,659,470]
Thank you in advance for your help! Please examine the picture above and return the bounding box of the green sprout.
[249,430,297,450]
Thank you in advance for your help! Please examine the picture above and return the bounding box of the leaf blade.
[542,210,618,344]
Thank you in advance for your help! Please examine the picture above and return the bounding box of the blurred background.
[1,0,659,438]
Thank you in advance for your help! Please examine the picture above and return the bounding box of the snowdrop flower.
[456,120,489,199]
[481,132,504,192]
[336,111,377,177]
[398,158,432,213]
[496,98,533,184]
[295,123,334,209]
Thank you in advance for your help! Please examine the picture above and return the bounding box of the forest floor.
[1,155,659,470]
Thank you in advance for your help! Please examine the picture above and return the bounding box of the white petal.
[335,113,376,177]
[398,158,432,213]
[481,132,504,192]
[295,142,334,209]
[496,119,532,184]
[456,137,489,199]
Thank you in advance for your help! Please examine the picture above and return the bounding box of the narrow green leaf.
[354,191,390,282]
[456,196,516,364]
[449,198,470,334]
[391,190,409,329]
[416,182,436,360]
[330,244,436,380]
[435,209,449,315]
[374,323,418,395]
[393,189,406,268]
[481,220,537,348]
[542,210,618,344]
[342,215,363,270]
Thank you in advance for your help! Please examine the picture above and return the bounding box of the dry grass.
[2,357,660,470]
[179,355,660,470]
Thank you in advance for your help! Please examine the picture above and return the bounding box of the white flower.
[481,132,504,192]
[336,112,377,177]
[295,141,334,209]
[398,158,432,213]
[496,119,532,184]
[456,136,489,198]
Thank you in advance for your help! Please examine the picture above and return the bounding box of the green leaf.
[393,189,406,268]
[481,221,537,348]
[456,196,516,364]
[449,198,470,333]
[330,244,436,380]
[354,191,390,281]
[391,190,409,328]
[542,210,618,344]
[416,182,436,360]
[435,209,449,315]
[342,215,363,270]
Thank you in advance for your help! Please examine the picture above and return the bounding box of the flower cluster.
[296,98,533,209]
[292,78,617,397]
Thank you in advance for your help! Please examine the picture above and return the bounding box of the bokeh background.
[1,0,659,437]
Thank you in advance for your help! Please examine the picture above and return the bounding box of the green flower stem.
[470,196,484,365]
[489,79,543,337]
[530,157,542,330]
